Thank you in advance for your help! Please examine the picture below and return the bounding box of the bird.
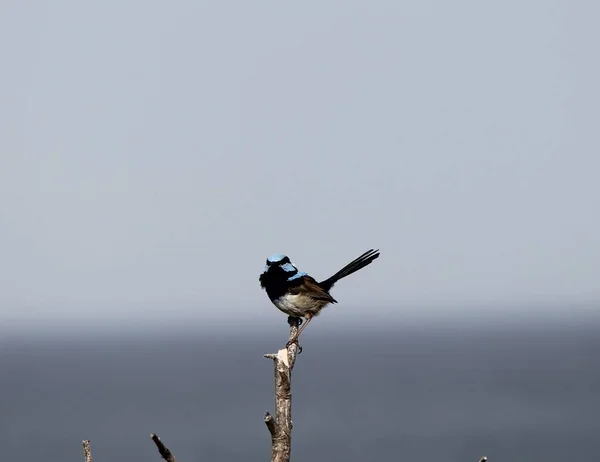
[259,249,380,347]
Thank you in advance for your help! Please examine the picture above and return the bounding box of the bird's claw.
[287,316,303,327]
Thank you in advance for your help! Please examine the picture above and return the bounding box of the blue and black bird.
[259,249,380,347]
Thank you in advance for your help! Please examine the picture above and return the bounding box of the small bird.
[259,249,380,347]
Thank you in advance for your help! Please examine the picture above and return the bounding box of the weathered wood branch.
[80,316,488,462]
[151,433,177,462]
[263,316,301,462]
[82,440,93,462]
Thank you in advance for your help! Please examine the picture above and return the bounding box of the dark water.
[1,320,598,461]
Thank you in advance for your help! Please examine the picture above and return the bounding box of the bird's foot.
[287,316,303,327]
[286,338,303,354]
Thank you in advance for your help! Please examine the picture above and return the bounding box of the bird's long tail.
[319,249,380,292]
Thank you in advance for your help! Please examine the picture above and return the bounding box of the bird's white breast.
[272,294,307,317]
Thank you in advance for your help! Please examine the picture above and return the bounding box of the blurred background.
[1,1,599,461]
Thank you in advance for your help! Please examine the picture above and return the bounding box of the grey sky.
[1,1,599,327]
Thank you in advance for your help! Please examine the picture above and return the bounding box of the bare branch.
[82,440,92,462]
[263,317,301,462]
[78,311,488,462]
[150,433,177,462]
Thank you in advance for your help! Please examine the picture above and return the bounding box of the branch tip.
[82,440,92,462]
[150,433,176,462]
[264,411,277,435]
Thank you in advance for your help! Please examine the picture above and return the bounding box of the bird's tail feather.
[319,249,380,292]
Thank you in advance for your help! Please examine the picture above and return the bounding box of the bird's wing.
[288,275,338,304]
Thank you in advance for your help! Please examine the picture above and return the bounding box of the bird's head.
[260,253,308,288]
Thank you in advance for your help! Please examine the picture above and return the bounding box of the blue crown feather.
[267,253,287,263]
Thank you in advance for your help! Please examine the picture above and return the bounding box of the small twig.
[264,410,277,435]
[82,440,92,462]
[150,433,177,462]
